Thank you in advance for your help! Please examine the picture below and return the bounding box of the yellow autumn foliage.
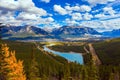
[0,44,26,80]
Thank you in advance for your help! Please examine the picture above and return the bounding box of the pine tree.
[28,55,40,80]
[109,72,114,80]
[63,63,71,80]
[28,46,41,80]
[0,44,26,80]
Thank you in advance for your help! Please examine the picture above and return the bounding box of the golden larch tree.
[0,44,26,80]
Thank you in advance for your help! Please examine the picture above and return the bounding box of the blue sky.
[0,0,120,32]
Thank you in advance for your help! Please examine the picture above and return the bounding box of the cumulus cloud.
[0,0,54,26]
[94,6,117,19]
[84,0,115,6]
[0,11,54,26]
[20,16,54,26]
[0,14,22,26]
[65,5,80,11]
[94,14,107,18]
[65,5,91,12]
[54,4,91,16]
[65,18,79,25]
[0,0,47,16]
[43,22,62,32]
[45,17,54,22]
[71,13,82,20]
[17,12,39,20]
[80,5,91,12]
[94,13,120,20]
[83,13,93,20]
[41,0,51,3]
[80,18,120,32]
[0,0,18,11]
[54,5,67,15]
[103,7,115,16]
[53,4,93,25]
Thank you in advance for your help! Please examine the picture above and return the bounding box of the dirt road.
[88,43,102,65]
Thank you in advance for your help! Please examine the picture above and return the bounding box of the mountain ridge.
[51,26,101,37]
[102,29,120,38]
[1,24,120,40]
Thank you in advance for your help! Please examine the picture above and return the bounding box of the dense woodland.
[0,39,120,80]
[93,38,120,65]
[48,42,85,53]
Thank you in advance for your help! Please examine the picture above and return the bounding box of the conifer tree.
[28,55,40,80]
[109,72,114,80]
[0,44,26,80]
[28,46,40,80]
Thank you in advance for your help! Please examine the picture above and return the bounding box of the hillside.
[93,38,120,65]
[0,40,68,79]
[1,40,120,79]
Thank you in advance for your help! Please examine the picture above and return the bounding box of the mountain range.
[1,25,48,35]
[52,26,100,35]
[102,29,120,37]
[0,24,120,41]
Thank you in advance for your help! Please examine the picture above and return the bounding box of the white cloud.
[72,6,80,11]
[80,18,120,32]
[94,7,117,19]
[43,22,62,32]
[71,13,82,20]
[84,0,115,6]
[0,0,55,26]
[80,5,91,12]
[65,5,80,11]
[65,5,72,11]
[65,5,91,12]
[64,5,81,14]
[54,5,67,15]
[95,14,107,18]
[65,18,79,25]
[0,14,22,26]
[83,13,93,20]
[0,11,53,26]
[45,17,54,22]
[41,0,51,3]
[17,12,39,20]
[18,16,54,26]
[0,0,47,16]
[0,11,17,24]
[0,0,18,11]
[94,13,120,20]
[103,7,115,16]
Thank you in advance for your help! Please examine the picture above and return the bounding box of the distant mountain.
[51,26,101,38]
[1,25,48,35]
[1,25,49,38]
[3,24,120,41]
[102,29,120,38]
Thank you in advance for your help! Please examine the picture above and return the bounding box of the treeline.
[83,51,120,80]
[48,44,85,53]
[0,40,120,80]
[93,38,120,65]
